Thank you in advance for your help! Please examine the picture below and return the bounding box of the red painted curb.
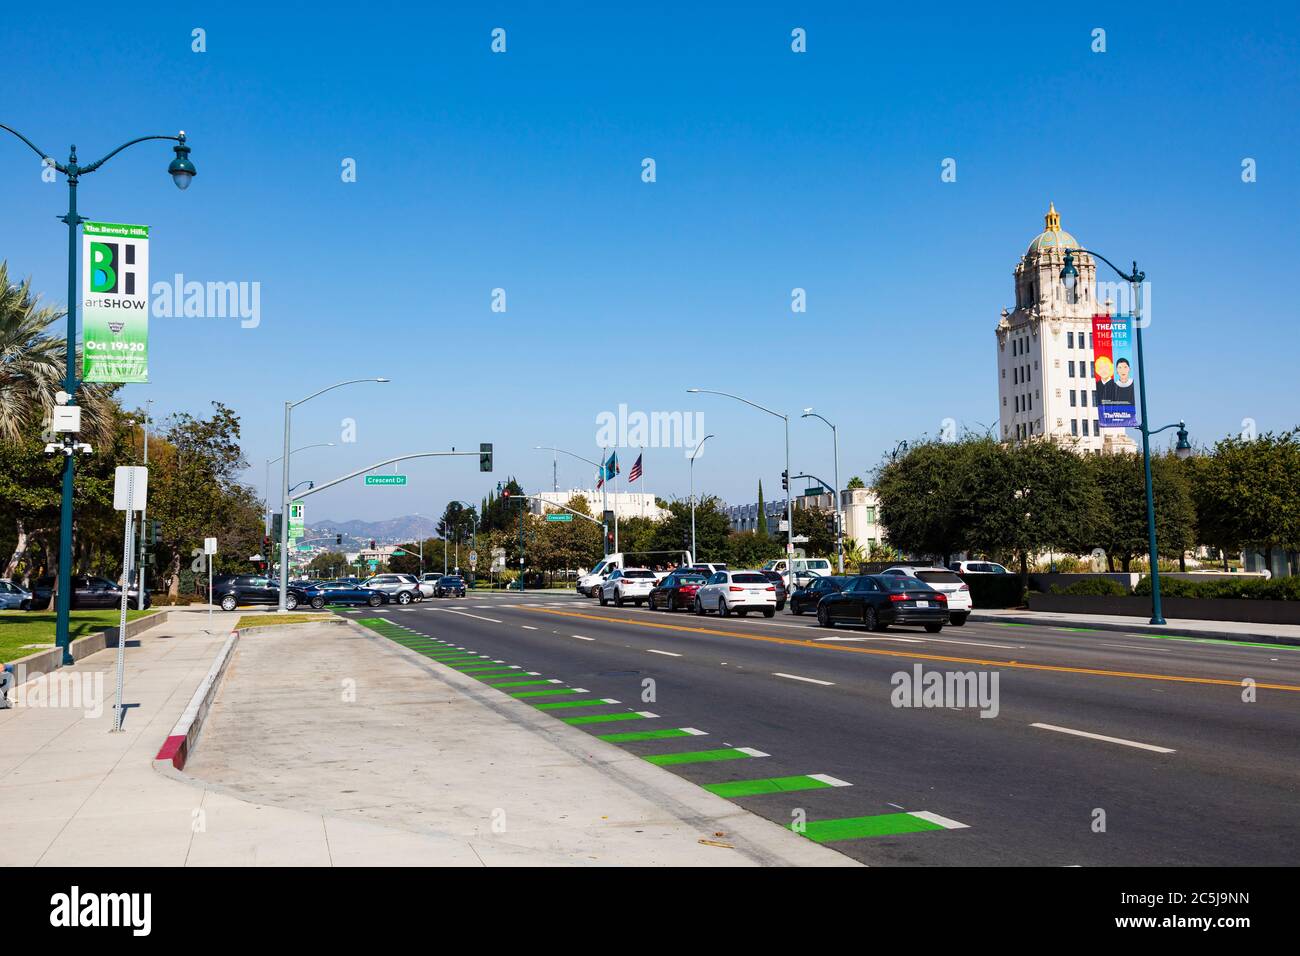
[155,734,188,769]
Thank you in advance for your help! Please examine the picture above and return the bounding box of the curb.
[968,611,1300,647]
[154,628,240,770]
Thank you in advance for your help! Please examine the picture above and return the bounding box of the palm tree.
[841,537,866,569]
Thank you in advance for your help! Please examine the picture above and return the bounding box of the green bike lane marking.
[643,747,768,767]
[561,711,658,726]
[511,687,588,698]
[704,773,851,798]
[534,698,621,710]
[597,727,706,743]
[484,679,559,688]
[792,810,969,843]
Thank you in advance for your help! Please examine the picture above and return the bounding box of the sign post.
[111,466,148,732]
[204,537,218,629]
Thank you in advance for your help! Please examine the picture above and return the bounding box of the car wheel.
[791,601,804,616]
[925,622,944,633]
[951,613,968,626]
[763,608,776,618]
[864,606,880,632]
[718,597,730,617]
[311,596,325,609]
[397,591,412,605]
[694,597,705,615]
[615,593,624,608]
[221,595,238,612]
[19,600,30,611]
[668,595,677,612]
[776,601,785,612]
[286,594,299,611]
[367,593,382,607]
[816,604,833,628]
[599,591,608,606]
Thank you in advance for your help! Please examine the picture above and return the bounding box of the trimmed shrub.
[1051,578,1128,597]
[1134,575,1300,601]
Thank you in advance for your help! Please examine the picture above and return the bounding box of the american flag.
[628,453,643,483]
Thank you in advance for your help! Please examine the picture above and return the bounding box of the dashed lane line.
[773,672,835,686]
[1030,722,1177,754]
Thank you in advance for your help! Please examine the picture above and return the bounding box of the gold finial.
[1044,202,1061,232]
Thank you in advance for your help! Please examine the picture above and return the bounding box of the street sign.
[392,549,405,556]
[112,466,148,512]
[289,500,305,539]
[365,475,407,486]
[469,549,478,569]
[204,537,218,555]
[297,545,312,552]
[368,559,378,570]
[545,513,573,522]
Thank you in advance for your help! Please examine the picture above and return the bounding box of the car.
[215,575,320,612]
[789,575,848,615]
[685,562,728,576]
[316,581,386,607]
[762,557,832,589]
[759,570,788,611]
[362,573,423,605]
[816,574,948,632]
[949,560,1011,575]
[433,575,467,598]
[647,571,708,611]
[0,580,32,611]
[416,573,440,598]
[880,566,972,625]
[578,554,626,597]
[694,570,778,618]
[29,575,151,610]
[599,568,657,607]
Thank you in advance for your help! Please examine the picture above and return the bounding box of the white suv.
[694,570,777,618]
[880,566,971,625]
[949,560,1010,575]
[363,573,424,605]
[599,568,657,607]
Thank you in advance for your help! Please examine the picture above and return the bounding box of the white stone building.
[528,489,667,522]
[997,204,1136,454]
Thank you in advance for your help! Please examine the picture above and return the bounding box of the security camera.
[75,443,93,454]
[44,443,59,454]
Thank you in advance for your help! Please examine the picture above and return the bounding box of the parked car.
[762,557,832,589]
[694,570,778,618]
[577,554,624,597]
[816,574,948,632]
[316,581,386,607]
[599,568,657,607]
[433,575,467,598]
[647,571,708,611]
[29,575,151,611]
[759,570,788,611]
[685,562,728,576]
[0,580,32,611]
[215,575,320,612]
[789,575,847,615]
[880,566,972,625]
[949,560,1011,575]
[362,573,423,605]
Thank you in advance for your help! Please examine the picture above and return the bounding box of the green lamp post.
[1,124,195,663]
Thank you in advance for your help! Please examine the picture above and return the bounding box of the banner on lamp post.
[82,222,150,383]
[1092,313,1138,428]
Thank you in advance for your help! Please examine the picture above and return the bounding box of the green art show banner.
[82,221,150,383]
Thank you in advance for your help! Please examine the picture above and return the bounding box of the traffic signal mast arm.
[290,452,481,501]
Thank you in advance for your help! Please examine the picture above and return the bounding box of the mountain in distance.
[308,514,441,546]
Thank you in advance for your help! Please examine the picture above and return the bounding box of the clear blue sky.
[3,2,1297,522]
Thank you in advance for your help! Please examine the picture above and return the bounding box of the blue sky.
[3,2,1297,521]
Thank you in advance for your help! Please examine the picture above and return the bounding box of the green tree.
[651,496,729,564]
[727,530,784,568]
[793,506,836,557]
[1190,429,1300,570]
[756,481,768,537]
[874,440,970,562]
[846,475,866,490]
[1084,451,1195,571]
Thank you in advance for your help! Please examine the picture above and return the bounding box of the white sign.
[112,466,149,511]
[52,406,82,434]
[469,549,478,569]
[204,537,218,555]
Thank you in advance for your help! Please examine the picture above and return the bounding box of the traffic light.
[606,530,615,551]
[480,442,493,472]
[781,470,789,492]
[263,535,272,552]
[149,520,161,544]
[336,534,343,545]
[370,539,376,550]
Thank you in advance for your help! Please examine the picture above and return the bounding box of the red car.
[647,571,708,612]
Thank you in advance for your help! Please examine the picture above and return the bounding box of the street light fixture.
[688,434,716,562]
[688,388,794,559]
[1,124,196,664]
[278,378,389,610]
[533,445,614,554]
[266,442,335,533]
[1060,246,1171,624]
[802,408,843,573]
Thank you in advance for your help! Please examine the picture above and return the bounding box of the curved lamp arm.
[79,134,184,175]
[688,387,786,421]
[0,123,59,169]
[1064,247,1144,284]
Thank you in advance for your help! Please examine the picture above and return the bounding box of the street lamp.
[534,445,614,554]
[2,124,196,664]
[1061,247,1171,624]
[266,442,335,533]
[279,378,389,610]
[688,388,794,559]
[802,408,843,573]
[688,434,716,562]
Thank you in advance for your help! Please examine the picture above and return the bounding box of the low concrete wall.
[1030,572,1139,592]
[154,628,240,771]
[1028,592,1300,626]
[7,610,169,688]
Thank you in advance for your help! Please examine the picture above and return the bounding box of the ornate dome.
[1026,202,1077,255]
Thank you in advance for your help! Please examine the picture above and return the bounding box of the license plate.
[916,600,930,608]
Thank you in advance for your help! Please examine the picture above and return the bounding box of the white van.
[762,557,833,588]
[578,554,624,597]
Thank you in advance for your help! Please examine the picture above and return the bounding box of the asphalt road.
[348,591,1300,866]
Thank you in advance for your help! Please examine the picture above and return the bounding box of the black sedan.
[815,574,948,633]
[29,575,151,611]
[216,575,326,611]
[759,570,788,611]
[647,571,707,612]
[316,582,386,607]
[434,575,467,598]
[789,575,847,615]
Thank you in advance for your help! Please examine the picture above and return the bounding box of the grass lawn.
[0,609,157,662]
[234,612,334,630]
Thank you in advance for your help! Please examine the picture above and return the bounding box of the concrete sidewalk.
[970,607,1300,645]
[1,607,851,866]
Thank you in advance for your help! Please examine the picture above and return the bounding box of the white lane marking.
[735,747,769,757]
[816,635,926,644]
[570,634,595,641]
[572,688,589,693]
[773,672,835,686]
[646,649,682,657]
[807,774,852,788]
[636,711,659,718]
[1030,722,1176,754]
[474,605,495,609]
[1101,642,1170,651]
[600,698,620,704]
[521,625,539,630]
[526,671,540,675]
[442,609,503,623]
[909,811,969,830]
[681,728,708,736]
[922,637,1022,649]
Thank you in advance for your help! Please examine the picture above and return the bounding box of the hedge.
[1135,575,1300,601]
[1051,578,1128,597]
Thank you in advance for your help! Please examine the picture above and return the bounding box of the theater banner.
[1092,313,1137,428]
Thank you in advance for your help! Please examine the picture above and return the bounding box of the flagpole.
[614,451,620,554]
[601,446,609,555]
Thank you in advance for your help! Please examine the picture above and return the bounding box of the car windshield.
[675,574,706,584]
[915,570,964,585]
[731,573,768,584]
[439,577,462,584]
[623,570,656,579]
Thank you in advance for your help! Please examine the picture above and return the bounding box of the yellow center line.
[522,607,1300,693]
